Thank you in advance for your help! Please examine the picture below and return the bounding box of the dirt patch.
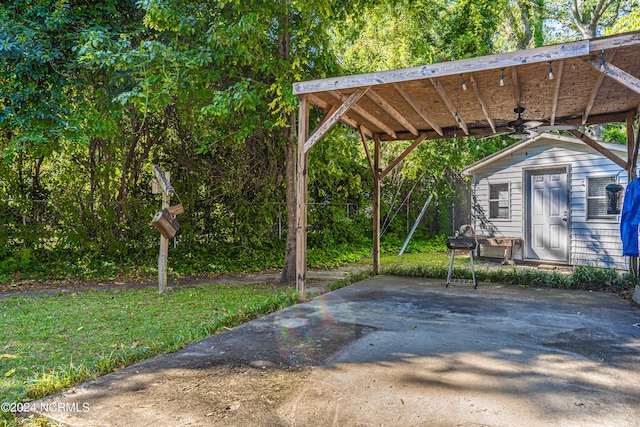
[0,272,284,299]
[0,265,368,300]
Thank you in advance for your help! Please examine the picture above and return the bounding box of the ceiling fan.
[507,106,543,139]
[482,107,579,140]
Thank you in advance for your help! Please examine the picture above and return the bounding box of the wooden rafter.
[328,90,397,139]
[469,73,496,133]
[430,78,469,135]
[366,89,419,136]
[305,89,368,152]
[511,67,521,108]
[568,129,628,170]
[584,57,640,95]
[550,60,564,125]
[392,83,444,136]
[307,93,372,138]
[380,133,428,179]
[582,52,616,124]
[359,126,375,176]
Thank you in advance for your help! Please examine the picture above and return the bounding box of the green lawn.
[0,284,298,422]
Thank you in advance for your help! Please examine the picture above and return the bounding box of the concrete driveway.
[29,276,640,426]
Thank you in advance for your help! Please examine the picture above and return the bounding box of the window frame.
[488,182,511,221]
[586,176,618,221]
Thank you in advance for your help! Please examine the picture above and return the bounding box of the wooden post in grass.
[151,164,183,294]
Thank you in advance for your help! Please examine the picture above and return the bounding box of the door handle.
[562,210,567,222]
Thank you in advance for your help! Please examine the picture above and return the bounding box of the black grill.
[446,237,477,250]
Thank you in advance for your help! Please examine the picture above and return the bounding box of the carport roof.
[292,30,640,297]
[293,31,640,143]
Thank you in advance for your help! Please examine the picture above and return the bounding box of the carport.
[293,30,640,297]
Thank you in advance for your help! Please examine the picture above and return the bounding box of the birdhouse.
[167,204,184,216]
[605,182,624,215]
[151,208,180,238]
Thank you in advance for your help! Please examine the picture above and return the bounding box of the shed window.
[489,183,510,219]
[587,176,616,219]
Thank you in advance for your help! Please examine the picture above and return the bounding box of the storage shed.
[462,133,629,269]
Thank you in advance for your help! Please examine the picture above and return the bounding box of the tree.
[545,0,638,40]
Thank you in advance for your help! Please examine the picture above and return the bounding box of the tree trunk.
[278,3,298,283]
[281,124,297,283]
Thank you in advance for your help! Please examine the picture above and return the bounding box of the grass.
[0,284,298,423]
[381,250,639,295]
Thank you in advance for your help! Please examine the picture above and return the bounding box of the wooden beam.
[294,38,591,95]
[328,90,397,139]
[583,57,640,95]
[366,89,419,136]
[589,31,640,52]
[305,89,367,152]
[469,73,496,133]
[430,77,469,135]
[511,67,521,108]
[628,109,638,180]
[380,133,428,179]
[550,60,564,125]
[582,52,616,124]
[315,104,339,131]
[393,83,444,136]
[373,134,381,275]
[377,110,630,141]
[359,126,375,176]
[296,96,309,298]
[568,129,628,170]
[307,93,372,138]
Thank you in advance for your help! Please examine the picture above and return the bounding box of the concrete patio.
[28,275,640,426]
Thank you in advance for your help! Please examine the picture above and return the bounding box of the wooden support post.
[373,134,381,275]
[152,166,173,295]
[296,96,309,298]
[158,187,171,294]
[152,165,182,295]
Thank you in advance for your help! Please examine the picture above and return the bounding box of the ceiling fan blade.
[536,124,580,131]
[523,120,545,129]
[510,129,538,140]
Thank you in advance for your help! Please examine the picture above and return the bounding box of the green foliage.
[602,123,627,143]
[383,261,639,294]
[1,0,638,282]
[544,0,638,41]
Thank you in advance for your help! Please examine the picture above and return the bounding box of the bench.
[475,237,522,265]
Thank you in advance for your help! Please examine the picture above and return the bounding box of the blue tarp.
[620,178,640,256]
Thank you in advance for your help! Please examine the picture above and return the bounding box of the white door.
[527,170,569,262]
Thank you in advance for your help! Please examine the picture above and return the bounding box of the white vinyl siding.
[469,136,628,269]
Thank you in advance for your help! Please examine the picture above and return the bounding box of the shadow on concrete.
[29,276,640,426]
